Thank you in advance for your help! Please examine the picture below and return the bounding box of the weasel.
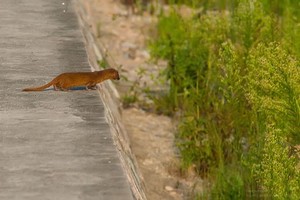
[22,68,120,92]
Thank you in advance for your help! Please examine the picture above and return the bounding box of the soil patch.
[79,0,202,199]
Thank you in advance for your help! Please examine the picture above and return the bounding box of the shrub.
[148,0,300,198]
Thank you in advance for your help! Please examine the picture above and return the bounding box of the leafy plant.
[247,42,300,143]
[146,0,300,198]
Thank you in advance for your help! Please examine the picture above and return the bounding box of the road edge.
[74,1,147,200]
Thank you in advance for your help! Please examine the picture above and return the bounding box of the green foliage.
[120,67,147,108]
[97,59,109,69]
[150,9,229,112]
[122,93,139,108]
[243,42,300,199]
[163,0,237,10]
[249,124,300,199]
[210,166,245,200]
[281,1,300,58]
[147,0,300,198]
[247,43,300,142]
[230,0,275,50]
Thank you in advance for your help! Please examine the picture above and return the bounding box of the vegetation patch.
[140,0,300,198]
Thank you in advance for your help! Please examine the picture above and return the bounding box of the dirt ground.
[79,1,202,199]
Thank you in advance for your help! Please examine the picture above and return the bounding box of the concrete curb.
[74,1,147,200]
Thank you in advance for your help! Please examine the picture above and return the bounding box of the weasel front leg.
[86,83,97,90]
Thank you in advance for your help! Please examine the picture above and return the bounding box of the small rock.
[128,47,136,59]
[165,185,174,191]
[143,159,153,165]
[137,50,150,59]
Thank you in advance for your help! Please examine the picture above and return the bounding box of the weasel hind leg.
[54,83,69,91]
[53,85,60,91]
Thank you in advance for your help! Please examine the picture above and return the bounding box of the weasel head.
[97,68,120,81]
[108,68,120,80]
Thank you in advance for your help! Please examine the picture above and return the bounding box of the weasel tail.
[22,80,56,91]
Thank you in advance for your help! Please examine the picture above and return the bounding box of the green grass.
[146,0,300,198]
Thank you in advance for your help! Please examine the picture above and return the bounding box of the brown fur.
[22,68,120,92]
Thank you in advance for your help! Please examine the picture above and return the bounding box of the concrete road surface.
[0,0,133,199]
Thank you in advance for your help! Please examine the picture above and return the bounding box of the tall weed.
[247,43,300,142]
[244,42,300,198]
[148,0,300,198]
[257,125,300,199]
